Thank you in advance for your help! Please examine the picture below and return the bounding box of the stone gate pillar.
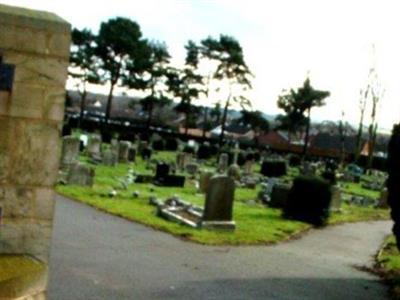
[0,4,70,299]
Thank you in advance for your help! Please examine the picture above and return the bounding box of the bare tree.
[354,89,367,162]
[366,67,385,169]
[338,110,346,165]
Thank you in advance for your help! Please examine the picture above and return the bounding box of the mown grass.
[377,236,400,299]
[57,151,389,245]
[340,182,380,199]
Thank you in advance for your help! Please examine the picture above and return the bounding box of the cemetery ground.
[376,236,400,299]
[57,150,389,246]
[48,196,391,300]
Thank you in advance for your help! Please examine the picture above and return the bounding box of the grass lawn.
[57,151,389,245]
[376,236,400,299]
[340,182,380,199]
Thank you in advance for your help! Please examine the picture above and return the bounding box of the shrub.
[321,171,336,185]
[260,160,287,177]
[152,139,165,151]
[165,138,178,151]
[183,144,195,154]
[245,152,255,161]
[197,144,212,159]
[209,145,219,156]
[283,176,332,226]
[289,154,301,167]
[100,131,113,144]
[237,153,246,166]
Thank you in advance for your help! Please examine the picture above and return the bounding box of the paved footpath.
[48,195,391,300]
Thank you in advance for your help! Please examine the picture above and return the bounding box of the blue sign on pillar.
[0,56,15,92]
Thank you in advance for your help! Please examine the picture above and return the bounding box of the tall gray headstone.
[61,135,80,167]
[201,175,236,230]
[102,149,118,166]
[87,134,102,159]
[118,140,131,163]
[330,185,342,211]
[243,160,254,175]
[67,163,95,186]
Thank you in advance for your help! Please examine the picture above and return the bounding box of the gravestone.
[270,184,291,208]
[156,175,185,187]
[176,152,185,170]
[138,141,148,153]
[61,135,80,168]
[128,147,136,162]
[232,142,240,165]
[241,175,258,189]
[176,152,192,170]
[227,164,241,181]
[330,185,342,211]
[155,162,170,180]
[102,149,118,166]
[0,4,70,298]
[301,161,315,176]
[218,153,229,173]
[118,140,131,163]
[141,147,152,161]
[185,163,199,175]
[201,175,236,230]
[199,171,213,193]
[86,134,102,160]
[67,163,95,186]
[378,188,389,208]
[243,160,254,175]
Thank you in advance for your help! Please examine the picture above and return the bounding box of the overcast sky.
[2,0,400,130]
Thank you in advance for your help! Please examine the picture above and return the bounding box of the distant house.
[210,124,255,141]
[257,131,289,148]
[179,127,210,138]
[311,133,357,154]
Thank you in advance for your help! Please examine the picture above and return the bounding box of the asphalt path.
[48,195,391,300]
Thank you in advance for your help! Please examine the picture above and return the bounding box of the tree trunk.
[302,108,311,158]
[202,106,208,139]
[146,101,154,131]
[219,95,231,146]
[340,135,345,166]
[387,124,400,250]
[355,109,365,162]
[104,82,115,125]
[184,110,190,136]
[104,63,121,126]
[79,86,87,129]
[339,118,345,165]
[146,84,155,131]
[367,123,378,169]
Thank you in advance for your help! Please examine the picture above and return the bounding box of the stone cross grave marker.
[232,142,240,165]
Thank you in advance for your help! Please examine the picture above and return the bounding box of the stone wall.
[0,4,70,299]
